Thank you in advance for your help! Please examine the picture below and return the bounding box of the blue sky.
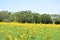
[0,0,60,14]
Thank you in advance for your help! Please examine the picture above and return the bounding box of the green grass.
[0,24,60,40]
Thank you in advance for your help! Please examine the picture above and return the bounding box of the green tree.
[41,14,53,24]
[0,11,11,22]
[53,16,60,24]
[13,10,34,23]
[32,13,41,23]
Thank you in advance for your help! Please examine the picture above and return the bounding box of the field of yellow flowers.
[0,22,60,40]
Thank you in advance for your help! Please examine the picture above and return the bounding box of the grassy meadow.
[0,22,60,40]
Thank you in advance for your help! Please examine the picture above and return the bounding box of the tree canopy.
[0,10,60,24]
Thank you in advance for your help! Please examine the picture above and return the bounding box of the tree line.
[0,10,60,24]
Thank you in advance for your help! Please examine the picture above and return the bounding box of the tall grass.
[0,22,60,40]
